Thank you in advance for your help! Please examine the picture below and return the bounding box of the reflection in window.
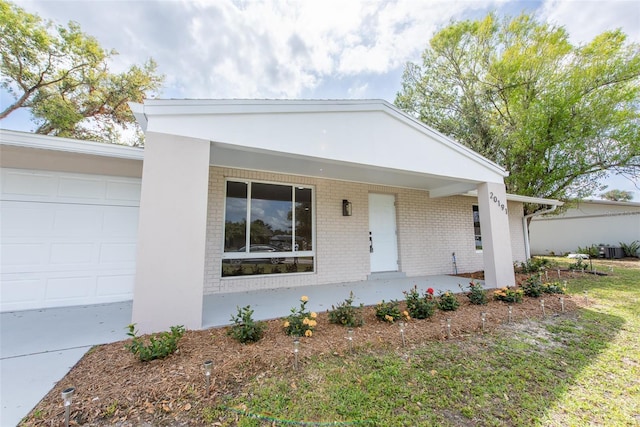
[473,205,482,251]
[222,180,314,276]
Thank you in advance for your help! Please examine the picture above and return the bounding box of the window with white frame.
[473,205,482,251]
[222,180,314,276]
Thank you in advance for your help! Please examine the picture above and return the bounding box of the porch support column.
[476,182,515,288]
[132,132,210,334]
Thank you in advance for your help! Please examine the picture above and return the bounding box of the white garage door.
[1,168,140,312]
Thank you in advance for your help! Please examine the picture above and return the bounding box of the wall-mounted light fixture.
[342,199,352,216]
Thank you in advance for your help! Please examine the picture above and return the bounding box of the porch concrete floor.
[1,274,475,426]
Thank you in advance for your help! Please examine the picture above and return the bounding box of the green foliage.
[283,296,317,337]
[600,189,634,201]
[403,285,436,319]
[461,281,488,305]
[542,282,566,294]
[576,244,599,258]
[519,257,553,274]
[493,287,524,303]
[125,324,185,362]
[395,12,640,207]
[327,291,364,327]
[437,291,460,311]
[374,300,401,323]
[569,257,590,271]
[0,0,163,144]
[228,305,266,344]
[522,276,544,297]
[620,240,640,257]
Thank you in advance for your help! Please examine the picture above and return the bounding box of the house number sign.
[489,191,509,215]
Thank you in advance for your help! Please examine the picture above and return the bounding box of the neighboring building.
[1,99,560,332]
[529,199,640,256]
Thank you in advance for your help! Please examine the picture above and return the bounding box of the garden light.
[203,360,213,397]
[61,387,75,427]
[545,270,549,281]
[557,268,561,279]
[584,290,588,304]
[446,318,451,339]
[293,338,300,370]
[398,321,406,347]
[559,297,565,312]
[540,299,546,317]
[481,312,487,332]
[347,328,354,353]
[508,306,513,323]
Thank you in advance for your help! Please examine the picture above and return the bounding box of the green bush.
[461,280,488,305]
[375,300,401,323]
[620,240,640,257]
[328,291,364,327]
[125,324,185,362]
[404,285,436,319]
[493,287,524,303]
[437,291,460,311]
[228,305,266,343]
[576,244,599,258]
[522,275,544,297]
[283,295,317,337]
[568,257,590,271]
[518,257,553,274]
[542,281,566,294]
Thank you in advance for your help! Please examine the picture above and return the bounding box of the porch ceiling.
[210,141,471,191]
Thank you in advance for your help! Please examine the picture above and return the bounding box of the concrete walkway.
[1,274,473,426]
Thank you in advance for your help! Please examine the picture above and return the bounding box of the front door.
[368,193,398,272]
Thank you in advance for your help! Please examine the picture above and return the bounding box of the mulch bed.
[21,270,588,426]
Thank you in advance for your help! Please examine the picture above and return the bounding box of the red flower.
[427,287,434,295]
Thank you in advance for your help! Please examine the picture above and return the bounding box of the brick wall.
[204,167,526,294]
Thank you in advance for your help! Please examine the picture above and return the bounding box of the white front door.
[368,193,398,272]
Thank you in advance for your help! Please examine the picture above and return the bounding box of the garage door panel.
[96,274,135,297]
[45,276,93,300]
[1,168,140,312]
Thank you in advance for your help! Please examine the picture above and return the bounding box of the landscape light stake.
[584,290,588,305]
[508,306,513,324]
[203,360,213,397]
[293,338,300,371]
[559,297,565,313]
[61,387,75,427]
[446,318,452,339]
[347,328,354,353]
[540,299,546,317]
[545,270,549,281]
[557,268,561,279]
[481,312,487,332]
[609,266,614,273]
[398,321,406,347]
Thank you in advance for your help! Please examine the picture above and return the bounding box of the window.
[473,205,482,251]
[222,180,314,276]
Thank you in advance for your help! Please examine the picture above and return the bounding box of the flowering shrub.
[542,281,566,294]
[283,296,317,337]
[461,281,488,305]
[437,291,460,311]
[328,291,364,327]
[375,300,401,323]
[125,324,185,362]
[493,287,524,303]
[522,276,544,297]
[403,285,436,319]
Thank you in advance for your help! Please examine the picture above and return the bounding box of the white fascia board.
[128,102,148,132]
[0,129,144,160]
[462,190,564,206]
[137,98,508,179]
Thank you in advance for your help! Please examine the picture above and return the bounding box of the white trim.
[0,129,144,160]
[463,190,564,206]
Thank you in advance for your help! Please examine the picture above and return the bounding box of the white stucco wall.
[529,201,640,255]
[204,167,527,294]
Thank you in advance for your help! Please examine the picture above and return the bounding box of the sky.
[2,0,639,199]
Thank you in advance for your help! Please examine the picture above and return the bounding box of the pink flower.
[427,288,434,295]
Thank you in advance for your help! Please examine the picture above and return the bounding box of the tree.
[600,189,634,201]
[0,0,163,144]
[395,13,640,213]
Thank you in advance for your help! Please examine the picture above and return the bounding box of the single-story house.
[0,99,562,333]
[529,199,640,256]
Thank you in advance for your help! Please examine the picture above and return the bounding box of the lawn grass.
[211,260,640,426]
